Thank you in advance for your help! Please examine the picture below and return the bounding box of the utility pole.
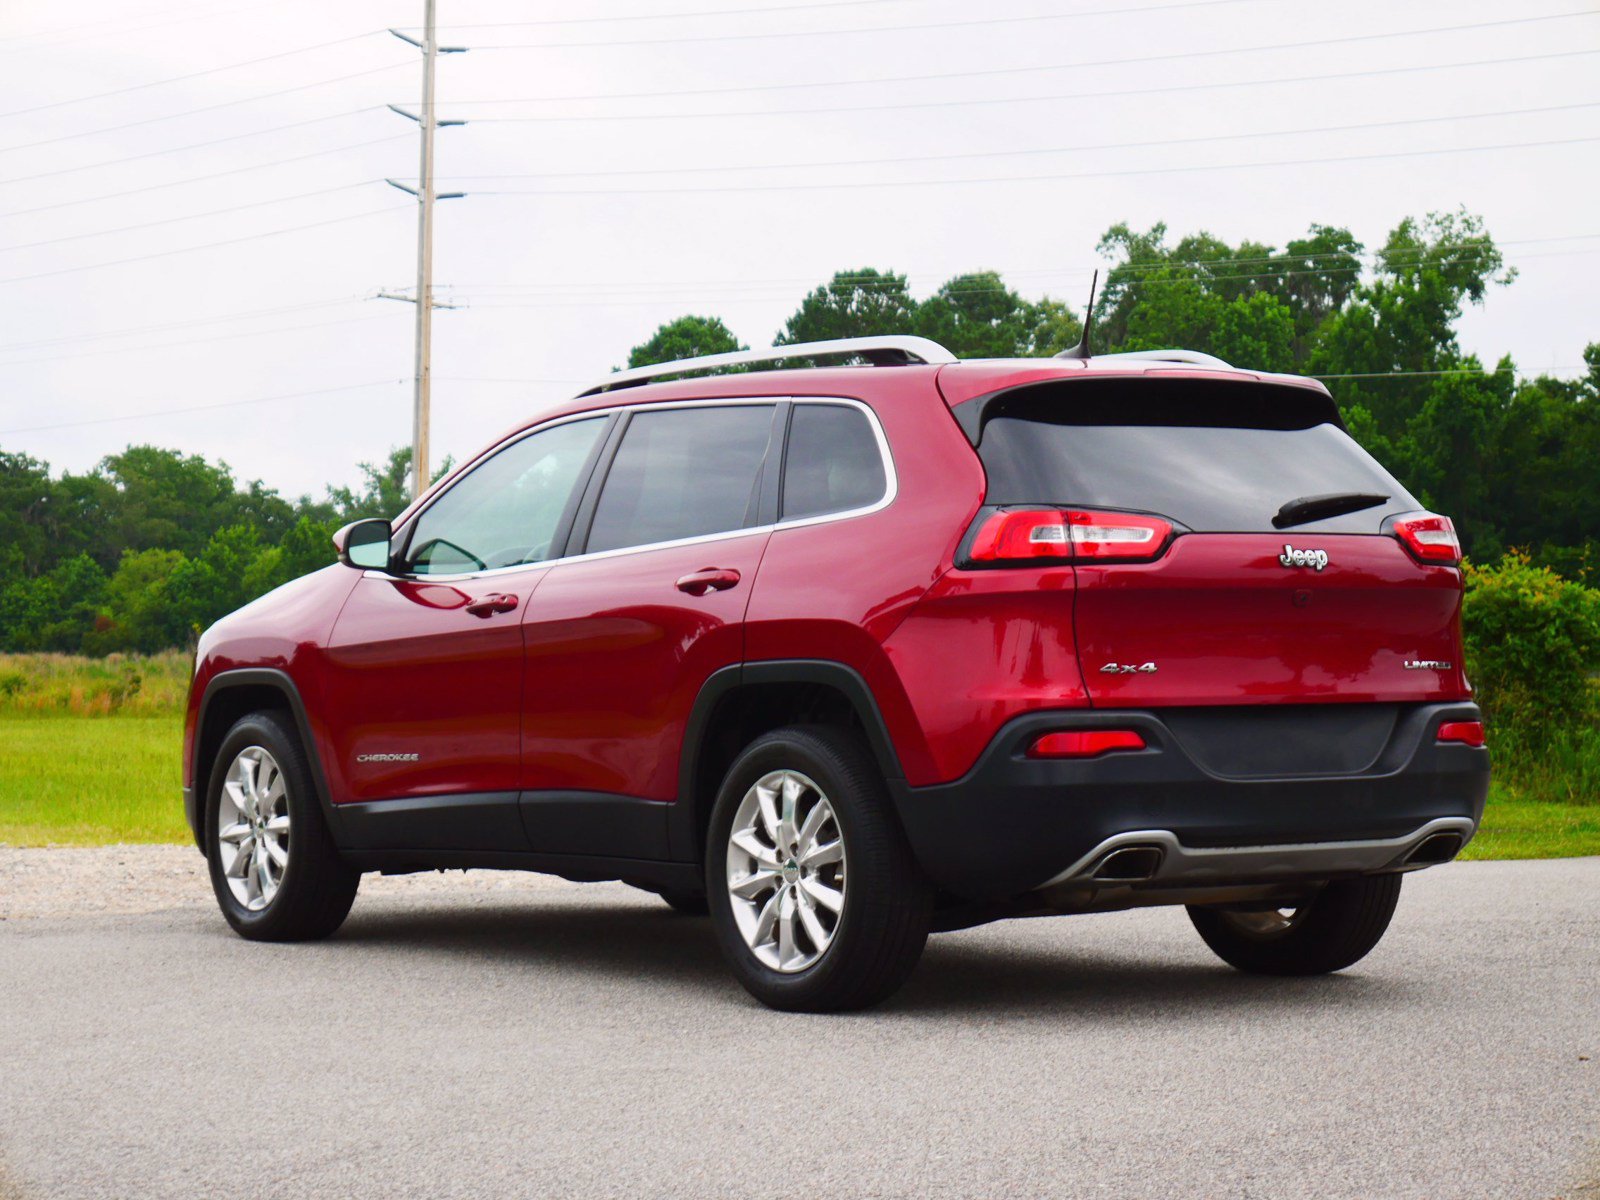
[386,5,466,499]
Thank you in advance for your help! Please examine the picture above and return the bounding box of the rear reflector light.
[1027,729,1147,759]
[1066,510,1173,561]
[1391,513,1461,565]
[1437,720,1486,748]
[967,509,1173,565]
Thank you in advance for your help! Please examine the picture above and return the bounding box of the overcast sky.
[1,0,1596,500]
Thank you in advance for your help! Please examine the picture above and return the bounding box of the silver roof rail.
[577,334,958,396]
[1087,349,1234,369]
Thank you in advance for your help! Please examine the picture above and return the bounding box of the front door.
[322,415,610,835]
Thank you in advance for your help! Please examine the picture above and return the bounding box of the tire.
[706,725,932,1012]
[204,711,359,942]
[1187,873,1403,976]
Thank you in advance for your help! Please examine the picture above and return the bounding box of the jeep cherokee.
[183,335,1490,1011]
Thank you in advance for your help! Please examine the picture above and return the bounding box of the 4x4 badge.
[1279,544,1329,571]
[1100,662,1158,674]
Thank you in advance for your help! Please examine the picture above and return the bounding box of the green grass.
[0,714,188,845]
[1461,794,1600,860]
[2,711,1598,859]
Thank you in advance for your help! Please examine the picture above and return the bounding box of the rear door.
[519,402,781,842]
[969,375,1467,708]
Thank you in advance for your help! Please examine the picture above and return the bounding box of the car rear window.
[971,379,1419,533]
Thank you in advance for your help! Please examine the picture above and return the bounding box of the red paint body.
[186,359,1475,810]
[522,534,771,800]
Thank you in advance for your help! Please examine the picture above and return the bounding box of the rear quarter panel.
[744,376,987,786]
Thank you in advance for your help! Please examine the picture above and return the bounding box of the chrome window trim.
[374,395,896,583]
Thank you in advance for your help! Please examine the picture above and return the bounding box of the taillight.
[966,508,1173,565]
[967,509,1070,563]
[1390,512,1461,565]
[1437,720,1485,748]
[1065,510,1172,561]
[1027,729,1147,759]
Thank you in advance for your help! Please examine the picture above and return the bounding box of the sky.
[0,0,1596,501]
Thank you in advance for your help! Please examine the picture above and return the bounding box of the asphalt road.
[2,855,1596,1199]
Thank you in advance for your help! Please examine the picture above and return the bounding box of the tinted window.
[976,381,1418,533]
[405,417,604,575]
[781,404,888,520]
[585,405,776,553]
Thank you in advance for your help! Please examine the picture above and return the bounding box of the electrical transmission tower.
[381,0,466,500]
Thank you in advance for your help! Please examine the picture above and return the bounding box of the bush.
[0,651,190,716]
[1462,554,1600,801]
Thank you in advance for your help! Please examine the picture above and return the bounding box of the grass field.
[2,710,1597,858]
[0,715,188,845]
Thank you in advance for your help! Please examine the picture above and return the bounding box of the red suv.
[183,335,1490,1011]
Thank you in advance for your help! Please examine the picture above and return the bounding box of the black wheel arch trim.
[192,668,346,849]
[671,658,906,862]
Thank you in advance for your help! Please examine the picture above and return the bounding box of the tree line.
[2,208,1596,654]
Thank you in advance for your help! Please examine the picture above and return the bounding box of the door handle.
[675,567,741,596]
[465,593,519,618]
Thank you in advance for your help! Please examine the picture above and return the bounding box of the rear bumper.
[889,702,1490,902]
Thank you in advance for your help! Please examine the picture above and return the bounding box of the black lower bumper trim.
[889,702,1490,902]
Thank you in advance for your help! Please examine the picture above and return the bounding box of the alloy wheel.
[725,769,847,972]
[216,746,291,912]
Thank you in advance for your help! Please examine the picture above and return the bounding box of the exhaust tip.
[1406,832,1464,865]
[1091,845,1164,883]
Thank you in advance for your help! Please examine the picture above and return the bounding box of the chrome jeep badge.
[1279,544,1329,571]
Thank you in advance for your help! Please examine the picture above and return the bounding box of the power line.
[0,296,367,352]
[446,245,1600,306]
[432,374,583,384]
[418,0,942,31]
[449,46,1599,111]
[0,204,410,285]
[0,182,380,253]
[450,100,1600,181]
[0,62,411,155]
[452,0,1268,38]
[466,134,1600,197]
[0,108,379,186]
[470,37,1600,123]
[0,312,405,368]
[429,235,1564,291]
[0,31,379,119]
[0,380,404,436]
[0,0,284,49]
[0,134,411,220]
[8,235,1591,353]
[474,5,1596,51]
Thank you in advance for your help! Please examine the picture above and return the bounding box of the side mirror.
[332,518,393,571]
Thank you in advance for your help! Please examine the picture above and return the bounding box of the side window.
[584,405,777,554]
[781,403,888,520]
[405,417,605,575]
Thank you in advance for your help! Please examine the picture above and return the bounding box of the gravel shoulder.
[0,844,569,920]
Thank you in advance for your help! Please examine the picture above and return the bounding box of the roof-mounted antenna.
[1054,269,1098,360]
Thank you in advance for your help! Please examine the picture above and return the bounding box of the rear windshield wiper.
[1272,491,1390,529]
